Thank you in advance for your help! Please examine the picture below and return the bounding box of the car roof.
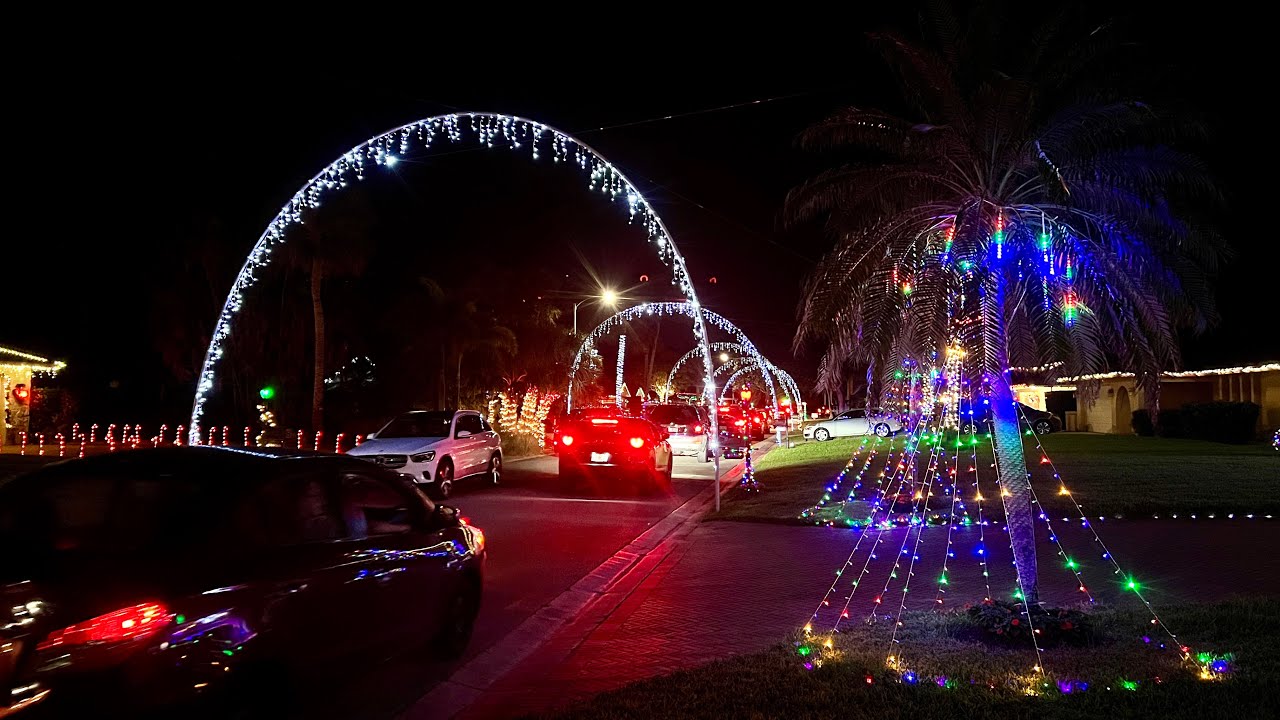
[8,446,360,485]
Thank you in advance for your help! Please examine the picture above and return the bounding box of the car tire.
[703,445,712,462]
[1033,419,1053,435]
[666,457,674,482]
[434,576,481,659]
[813,427,831,442]
[488,453,502,485]
[874,423,891,438]
[961,422,975,435]
[432,461,454,500]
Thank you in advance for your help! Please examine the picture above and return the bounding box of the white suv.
[348,409,502,499]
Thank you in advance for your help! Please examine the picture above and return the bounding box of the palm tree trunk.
[982,273,1038,603]
[456,351,464,409]
[310,258,325,433]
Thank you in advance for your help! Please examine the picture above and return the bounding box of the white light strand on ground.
[189,113,715,442]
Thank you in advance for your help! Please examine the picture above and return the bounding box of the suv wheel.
[433,461,454,500]
[1033,419,1053,435]
[488,454,502,485]
[813,427,831,442]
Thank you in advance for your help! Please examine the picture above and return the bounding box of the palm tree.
[787,8,1222,601]
[293,192,375,431]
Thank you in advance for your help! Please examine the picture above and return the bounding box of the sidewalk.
[461,512,1280,718]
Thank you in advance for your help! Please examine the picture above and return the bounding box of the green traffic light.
[259,386,276,400]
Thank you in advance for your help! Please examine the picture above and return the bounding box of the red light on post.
[12,384,29,405]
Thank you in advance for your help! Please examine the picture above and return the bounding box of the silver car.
[804,409,903,441]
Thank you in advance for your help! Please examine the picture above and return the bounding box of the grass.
[712,432,1279,525]
[539,597,1280,720]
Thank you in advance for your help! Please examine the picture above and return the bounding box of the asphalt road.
[296,450,743,719]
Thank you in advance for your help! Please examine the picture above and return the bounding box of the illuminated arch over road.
[715,356,803,408]
[667,343,803,410]
[190,113,716,442]
[568,302,777,410]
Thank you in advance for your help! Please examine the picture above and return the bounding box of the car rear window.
[646,406,699,425]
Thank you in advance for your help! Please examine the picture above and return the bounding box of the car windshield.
[646,405,700,425]
[379,411,453,438]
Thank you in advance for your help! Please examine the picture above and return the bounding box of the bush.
[1155,407,1185,437]
[500,433,545,459]
[966,600,1094,647]
[1131,409,1154,436]
[1181,402,1261,443]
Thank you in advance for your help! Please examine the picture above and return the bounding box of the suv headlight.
[410,451,436,463]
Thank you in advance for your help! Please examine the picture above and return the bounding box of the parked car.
[958,400,1062,435]
[644,403,711,461]
[804,408,904,441]
[557,414,674,491]
[0,447,485,717]
[348,409,501,499]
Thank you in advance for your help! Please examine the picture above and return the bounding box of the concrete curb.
[405,461,748,720]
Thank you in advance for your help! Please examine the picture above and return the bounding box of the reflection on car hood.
[347,437,446,455]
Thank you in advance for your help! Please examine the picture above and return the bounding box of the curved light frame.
[568,302,776,410]
[190,113,715,442]
[719,361,802,407]
[666,342,743,392]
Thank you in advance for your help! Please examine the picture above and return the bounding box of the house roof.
[0,344,67,373]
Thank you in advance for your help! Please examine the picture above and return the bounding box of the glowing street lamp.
[573,289,620,335]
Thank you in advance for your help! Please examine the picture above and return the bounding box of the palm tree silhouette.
[787,7,1222,601]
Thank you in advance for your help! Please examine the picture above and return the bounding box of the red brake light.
[38,602,172,650]
[693,424,703,433]
[629,437,645,449]
[561,435,574,446]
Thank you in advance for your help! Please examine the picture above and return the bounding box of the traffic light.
[11,383,29,406]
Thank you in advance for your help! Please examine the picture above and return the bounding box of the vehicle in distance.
[557,413,674,492]
[804,408,904,441]
[0,447,485,717]
[958,400,1062,435]
[348,409,502,499]
[644,403,711,462]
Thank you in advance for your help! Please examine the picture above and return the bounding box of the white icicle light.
[189,113,716,444]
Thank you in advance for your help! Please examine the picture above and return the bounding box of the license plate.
[590,452,611,463]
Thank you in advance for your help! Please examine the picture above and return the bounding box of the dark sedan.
[959,400,1063,435]
[0,447,485,717]
[556,413,674,492]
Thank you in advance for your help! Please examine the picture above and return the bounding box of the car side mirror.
[432,504,461,529]
[367,432,378,440]
[456,430,473,439]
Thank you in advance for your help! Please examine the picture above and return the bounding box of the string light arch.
[189,113,715,442]
[568,302,776,412]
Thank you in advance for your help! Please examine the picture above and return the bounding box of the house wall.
[1078,369,1279,435]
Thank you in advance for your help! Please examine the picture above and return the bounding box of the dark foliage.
[1181,402,1262,443]
[966,600,1094,648]
[1131,409,1154,436]
[1155,407,1186,438]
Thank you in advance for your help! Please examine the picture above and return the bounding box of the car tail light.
[561,435,574,446]
[693,424,703,434]
[629,437,645,449]
[735,419,746,427]
[37,602,173,651]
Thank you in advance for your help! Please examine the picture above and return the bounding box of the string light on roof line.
[189,113,715,443]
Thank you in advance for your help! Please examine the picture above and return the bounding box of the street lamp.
[572,289,619,335]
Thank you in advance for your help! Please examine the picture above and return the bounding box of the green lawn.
[541,597,1279,720]
[713,432,1279,525]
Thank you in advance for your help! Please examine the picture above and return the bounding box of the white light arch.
[716,357,803,407]
[190,113,715,442]
[666,342,744,392]
[568,302,776,410]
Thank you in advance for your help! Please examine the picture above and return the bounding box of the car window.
[379,411,453,438]
[838,410,864,420]
[646,405,699,425]
[456,414,484,435]
[230,475,344,547]
[479,417,492,432]
[338,473,418,537]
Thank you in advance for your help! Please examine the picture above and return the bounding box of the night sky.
[7,4,1272,421]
